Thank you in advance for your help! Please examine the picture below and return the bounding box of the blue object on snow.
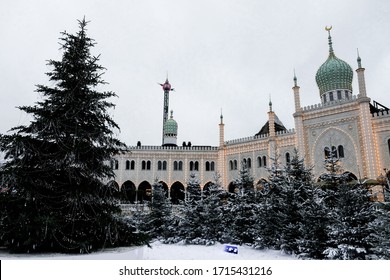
[224,245,238,254]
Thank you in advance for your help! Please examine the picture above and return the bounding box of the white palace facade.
[111,28,390,203]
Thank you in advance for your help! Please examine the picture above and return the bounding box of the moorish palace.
[110,27,390,203]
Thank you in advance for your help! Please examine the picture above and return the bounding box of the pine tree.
[320,154,376,260]
[368,200,390,259]
[277,149,310,255]
[186,172,202,205]
[254,153,283,249]
[324,182,376,259]
[0,19,148,253]
[224,161,257,245]
[254,149,328,257]
[287,149,328,259]
[199,173,228,244]
[178,172,204,243]
[297,184,329,259]
[137,180,175,240]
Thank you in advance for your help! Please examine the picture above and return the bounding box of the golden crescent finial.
[325,25,332,31]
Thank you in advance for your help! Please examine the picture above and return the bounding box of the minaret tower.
[267,98,277,158]
[356,52,378,178]
[292,72,305,158]
[159,77,174,145]
[219,110,225,147]
[218,111,227,188]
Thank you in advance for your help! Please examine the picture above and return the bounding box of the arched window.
[285,152,291,164]
[173,161,178,171]
[125,160,130,170]
[141,160,146,170]
[210,161,215,171]
[258,156,262,168]
[337,90,342,100]
[189,161,199,171]
[331,146,338,158]
[338,145,345,158]
[130,160,135,170]
[247,158,252,168]
[263,156,267,167]
[324,147,330,159]
[323,95,327,103]
[163,161,167,170]
[230,160,234,170]
[178,161,183,171]
[205,161,210,171]
[157,161,162,170]
[243,158,247,168]
[114,160,119,170]
[388,139,390,157]
[234,160,238,170]
[329,92,334,101]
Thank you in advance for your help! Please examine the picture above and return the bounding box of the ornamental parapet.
[225,129,295,146]
[372,109,390,118]
[302,95,357,112]
[128,145,219,151]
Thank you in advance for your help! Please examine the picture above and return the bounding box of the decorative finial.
[325,26,334,54]
[357,48,362,68]
[159,74,173,91]
[170,110,173,118]
[269,94,272,112]
[220,108,224,124]
[293,69,297,87]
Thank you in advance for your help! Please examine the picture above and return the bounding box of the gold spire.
[325,26,334,54]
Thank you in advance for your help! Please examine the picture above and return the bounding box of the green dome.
[315,30,353,96]
[164,111,178,135]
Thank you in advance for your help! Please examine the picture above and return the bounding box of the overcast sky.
[1,0,389,147]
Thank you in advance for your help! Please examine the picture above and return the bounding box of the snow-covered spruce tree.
[321,155,376,259]
[136,180,176,241]
[0,19,148,253]
[276,149,311,255]
[254,153,283,250]
[254,149,326,256]
[297,188,329,259]
[197,172,228,244]
[178,172,206,244]
[223,161,258,245]
[281,150,329,259]
[318,151,346,209]
[369,200,390,259]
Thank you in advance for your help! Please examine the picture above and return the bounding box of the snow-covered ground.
[0,241,295,260]
[3,242,388,280]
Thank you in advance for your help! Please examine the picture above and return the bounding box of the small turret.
[356,49,367,98]
[163,110,178,146]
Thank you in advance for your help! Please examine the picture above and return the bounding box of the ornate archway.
[171,181,185,204]
[138,181,152,203]
[121,180,136,203]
